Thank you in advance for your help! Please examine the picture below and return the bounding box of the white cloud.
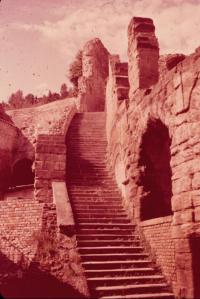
[35,83,49,96]
[12,0,200,62]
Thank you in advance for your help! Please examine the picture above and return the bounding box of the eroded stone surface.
[0,14,200,299]
[78,38,109,112]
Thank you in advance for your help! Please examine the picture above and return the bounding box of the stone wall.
[78,38,109,112]
[8,98,77,144]
[106,16,200,298]
[35,134,66,203]
[0,99,89,297]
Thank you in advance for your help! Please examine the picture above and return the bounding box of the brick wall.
[0,197,89,298]
[140,216,177,292]
[0,197,43,263]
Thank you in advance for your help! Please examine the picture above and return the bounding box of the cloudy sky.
[0,0,200,101]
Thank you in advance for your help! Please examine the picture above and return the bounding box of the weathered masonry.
[0,16,200,299]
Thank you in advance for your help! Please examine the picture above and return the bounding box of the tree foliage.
[4,83,71,110]
[68,50,83,88]
[60,83,68,99]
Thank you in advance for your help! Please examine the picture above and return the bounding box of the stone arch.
[138,117,172,220]
[11,158,34,187]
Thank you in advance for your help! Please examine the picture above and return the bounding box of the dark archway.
[12,159,34,187]
[138,119,172,220]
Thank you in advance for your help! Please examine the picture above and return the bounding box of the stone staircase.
[66,112,174,299]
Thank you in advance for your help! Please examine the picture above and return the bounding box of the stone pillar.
[78,38,109,112]
[128,17,159,96]
[34,134,66,203]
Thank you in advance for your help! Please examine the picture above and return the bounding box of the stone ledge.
[52,181,75,236]
[140,215,173,227]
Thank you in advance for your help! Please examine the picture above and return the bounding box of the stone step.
[68,148,107,151]
[68,147,107,150]
[100,293,174,299]
[79,247,144,255]
[78,240,141,247]
[72,198,122,202]
[70,191,121,196]
[67,112,174,299]
[69,182,121,188]
[94,283,169,297]
[68,168,109,173]
[71,197,122,202]
[67,138,107,142]
[70,192,121,196]
[73,205,124,211]
[87,275,165,286]
[77,218,130,224]
[75,213,127,218]
[68,177,114,182]
[74,208,125,213]
[81,252,148,262]
[68,134,106,137]
[68,152,107,156]
[84,267,157,278]
[69,184,119,188]
[82,259,151,270]
[71,196,122,202]
[72,204,122,212]
[77,228,135,235]
[77,234,140,241]
[68,179,117,184]
[68,140,106,143]
[71,196,122,201]
[77,223,135,229]
[68,173,112,177]
[76,234,139,241]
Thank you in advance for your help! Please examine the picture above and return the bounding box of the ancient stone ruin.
[0,16,200,299]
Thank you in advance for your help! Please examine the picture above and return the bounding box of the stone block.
[172,176,192,194]
[194,207,200,222]
[192,172,200,190]
[172,158,200,180]
[172,193,193,212]
[174,239,191,253]
[52,181,75,235]
[35,170,51,179]
[192,190,200,207]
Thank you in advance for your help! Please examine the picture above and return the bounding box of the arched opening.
[11,159,34,187]
[138,119,172,220]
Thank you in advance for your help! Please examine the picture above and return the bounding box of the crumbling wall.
[8,98,77,143]
[0,198,88,298]
[0,99,88,297]
[106,16,200,298]
[78,38,109,112]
